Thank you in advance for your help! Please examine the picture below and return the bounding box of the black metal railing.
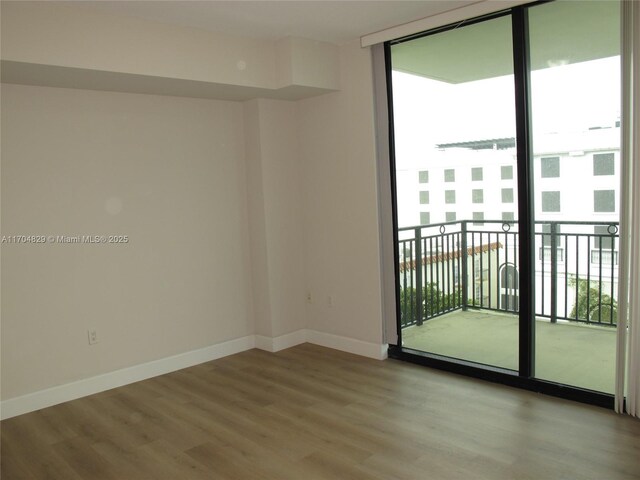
[398,220,619,328]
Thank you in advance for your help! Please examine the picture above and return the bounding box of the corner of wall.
[296,40,385,347]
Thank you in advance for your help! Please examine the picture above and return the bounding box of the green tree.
[568,278,617,325]
[399,283,461,327]
[399,287,418,326]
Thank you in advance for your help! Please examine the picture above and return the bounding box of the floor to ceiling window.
[528,1,621,394]
[391,13,519,371]
[387,0,620,406]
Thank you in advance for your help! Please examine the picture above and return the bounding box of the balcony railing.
[398,220,619,329]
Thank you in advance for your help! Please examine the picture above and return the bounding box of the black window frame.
[384,1,614,410]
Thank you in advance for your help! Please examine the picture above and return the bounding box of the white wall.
[298,40,384,345]
[0,36,386,412]
[1,1,339,100]
[244,99,306,339]
[1,1,277,88]
[1,84,254,399]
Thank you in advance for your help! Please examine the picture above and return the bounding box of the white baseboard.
[0,335,254,420]
[254,334,274,352]
[257,328,387,360]
[255,329,308,352]
[1,331,387,420]
[273,329,309,351]
[307,330,388,360]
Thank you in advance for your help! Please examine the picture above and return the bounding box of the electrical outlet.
[88,329,98,345]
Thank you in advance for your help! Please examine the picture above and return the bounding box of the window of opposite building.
[419,170,429,183]
[592,225,617,265]
[541,191,561,212]
[502,188,514,203]
[445,212,456,222]
[445,190,456,204]
[593,153,614,176]
[541,224,561,246]
[472,189,484,203]
[594,225,613,249]
[502,212,515,222]
[591,249,618,265]
[594,190,615,212]
[420,212,430,225]
[444,169,455,182]
[472,212,484,226]
[419,191,429,204]
[471,167,483,181]
[501,165,513,180]
[540,156,560,178]
[539,224,564,262]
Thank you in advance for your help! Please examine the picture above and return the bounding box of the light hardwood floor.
[2,343,639,479]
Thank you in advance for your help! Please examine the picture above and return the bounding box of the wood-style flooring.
[2,343,640,479]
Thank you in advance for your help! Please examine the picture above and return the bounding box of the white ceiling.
[55,0,479,44]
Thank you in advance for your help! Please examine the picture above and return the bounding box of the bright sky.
[391,56,621,170]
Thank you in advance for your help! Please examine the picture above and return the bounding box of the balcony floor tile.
[402,310,616,393]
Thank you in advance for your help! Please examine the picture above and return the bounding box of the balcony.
[397,220,619,393]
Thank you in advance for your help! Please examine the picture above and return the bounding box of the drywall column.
[276,37,340,90]
[244,100,273,339]
[297,40,386,353]
[244,99,306,348]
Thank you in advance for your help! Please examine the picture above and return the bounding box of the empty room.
[1,1,640,479]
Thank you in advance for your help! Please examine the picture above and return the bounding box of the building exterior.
[397,124,620,325]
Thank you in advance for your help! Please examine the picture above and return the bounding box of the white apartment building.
[397,124,620,322]
[399,124,619,228]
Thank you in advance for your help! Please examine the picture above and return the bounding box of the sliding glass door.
[388,0,621,404]
[528,0,621,393]
[390,14,519,370]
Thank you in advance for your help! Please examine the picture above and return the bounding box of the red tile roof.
[399,242,503,273]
